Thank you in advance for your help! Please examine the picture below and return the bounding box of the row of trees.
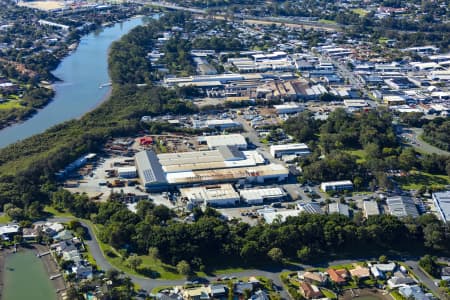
[50,192,450,270]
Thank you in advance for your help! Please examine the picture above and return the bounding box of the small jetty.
[36,251,51,257]
[50,274,62,280]
[99,82,112,89]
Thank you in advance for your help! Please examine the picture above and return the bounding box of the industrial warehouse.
[135,146,289,192]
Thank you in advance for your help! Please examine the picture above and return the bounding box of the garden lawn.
[321,288,337,299]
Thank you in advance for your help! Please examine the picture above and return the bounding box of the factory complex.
[135,145,289,192]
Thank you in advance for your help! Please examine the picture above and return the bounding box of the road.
[142,1,341,32]
[404,260,441,297]
[235,114,281,165]
[45,217,449,299]
[47,216,365,298]
[47,217,292,296]
[404,127,450,156]
[330,57,373,100]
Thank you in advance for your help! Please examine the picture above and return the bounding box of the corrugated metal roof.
[386,196,419,218]
[135,150,167,185]
[218,146,246,161]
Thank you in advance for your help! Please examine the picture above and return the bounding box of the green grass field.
[0,100,23,110]
[0,213,11,224]
[345,149,367,164]
[396,171,450,190]
[43,206,75,218]
[321,288,337,299]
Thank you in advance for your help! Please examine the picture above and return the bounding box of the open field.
[346,149,367,164]
[396,171,450,190]
[0,100,23,110]
[43,206,74,218]
[0,213,11,224]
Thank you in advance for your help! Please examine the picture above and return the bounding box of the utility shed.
[117,166,137,178]
[180,184,240,206]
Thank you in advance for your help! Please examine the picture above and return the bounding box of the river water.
[3,250,57,300]
[0,17,144,148]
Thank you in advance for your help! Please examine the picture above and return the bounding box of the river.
[0,17,145,148]
[3,250,57,300]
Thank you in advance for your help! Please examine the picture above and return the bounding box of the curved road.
[48,218,294,297]
[407,127,450,156]
[47,218,443,298]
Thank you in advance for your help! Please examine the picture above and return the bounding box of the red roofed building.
[300,282,323,299]
[327,268,348,284]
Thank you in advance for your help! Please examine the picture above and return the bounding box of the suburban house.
[327,268,349,284]
[207,284,227,298]
[441,267,450,281]
[22,227,40,240]
[183,287,210,300]
[299,271,328,285]
[249,290,269,300]
[0,224,20,240]
[387,276,416,289]
[234,282,254,295]
[349,266,371,279]
[299,282,323,299]
[398,285,430,300]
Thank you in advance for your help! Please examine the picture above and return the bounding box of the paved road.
[142,1,341,32]
[235,114,281,165]
[45,218,447,299]
[45,218,350,297]
[406,127,450,156]
[404,260,441,297]
[47,217,293,295]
